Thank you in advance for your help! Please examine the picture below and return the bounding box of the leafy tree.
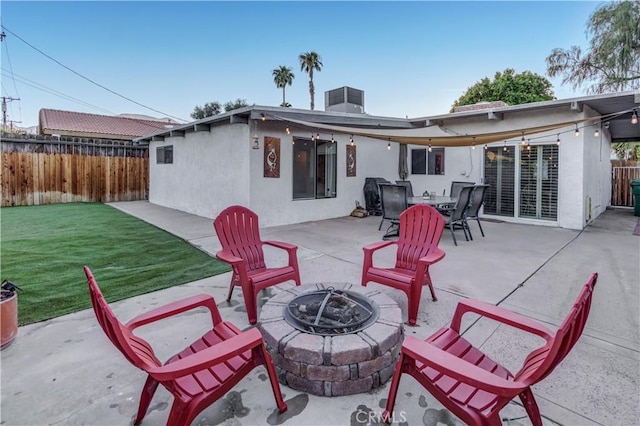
[299,51,323,110]
[450,68,555,111]
[223,98,249,112]
[190,99,249,120]
[273,66,295,107]
[191,101,221,120]
[546,0,640,94]
[613,142,640,160]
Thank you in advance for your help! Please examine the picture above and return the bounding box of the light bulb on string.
[350,135,354,146]
[331,134,335,143]
[556,134,560,146]
[631,109,638,125]
[594,127,600,138]
[521,132,526,145]
[285,126,290,135]
[428,138,432,152]
[503,141,508,152]
[387,138,391,150]
[575,124,580,137]
[471,137,476,150]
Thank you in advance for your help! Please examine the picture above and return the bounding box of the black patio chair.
[441,185,474,246]
[378,184,408,239]
[395,180,414,198]
[465,184,489,240]
[449,181,476,198]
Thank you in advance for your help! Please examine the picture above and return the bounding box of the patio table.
[409,195,457,208]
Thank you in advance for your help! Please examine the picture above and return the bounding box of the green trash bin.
[631,179,640,217]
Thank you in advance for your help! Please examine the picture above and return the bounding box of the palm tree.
[272,66,295,107]
[299,51,323,110]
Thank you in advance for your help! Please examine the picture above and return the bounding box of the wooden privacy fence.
[1,135,148,207]
[611,160,640,207]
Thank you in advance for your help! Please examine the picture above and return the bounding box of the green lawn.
[0,203,230,325]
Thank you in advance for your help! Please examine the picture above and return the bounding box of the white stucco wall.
[146,106,613,231]
[149,124,251,219]
[249,122,398,227]
[404,145,480,197]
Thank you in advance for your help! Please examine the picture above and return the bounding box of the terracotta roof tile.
[39,109,177,140]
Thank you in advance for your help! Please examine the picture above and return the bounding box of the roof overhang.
[135,91,640,145]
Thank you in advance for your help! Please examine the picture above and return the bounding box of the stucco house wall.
[149,124,251,219]
[248,121,398,227]
[143,93,632,231]
[149,120,398,227]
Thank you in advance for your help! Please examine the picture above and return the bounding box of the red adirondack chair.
[361,204,446,325]
[214,205,301,324]
[383,272,598,426]
[84,266,287,426]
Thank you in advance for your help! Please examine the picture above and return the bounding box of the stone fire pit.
[259,283,404,397]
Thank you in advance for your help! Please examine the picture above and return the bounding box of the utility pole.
[8,120,22,133]
[1,97,20,132]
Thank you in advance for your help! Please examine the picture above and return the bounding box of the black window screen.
[411,149,426,175]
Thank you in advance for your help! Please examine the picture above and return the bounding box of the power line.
[1,69,117,115]
[0,25,189,123]
[1,34,22,122]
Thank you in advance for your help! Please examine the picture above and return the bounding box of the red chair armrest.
[215,250,245,266]
[264,240,297,252]
[450,299,554,340]
[363,240,396,255]
[126,294,222,329]
[402,335,526,396]
[148,327,264,380]
[418,247,446,266]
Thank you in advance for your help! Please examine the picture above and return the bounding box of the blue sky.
[1,1,600,127]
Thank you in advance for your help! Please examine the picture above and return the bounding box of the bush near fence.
[1,134,148,207]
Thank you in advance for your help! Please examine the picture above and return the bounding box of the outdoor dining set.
[377,180,489,245]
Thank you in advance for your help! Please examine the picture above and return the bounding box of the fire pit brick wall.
[259,283,404,397]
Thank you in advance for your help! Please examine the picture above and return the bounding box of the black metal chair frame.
[378,184,408,240]
[465,184,489,240]
[442,185,474,246]
[449,181,476,198]
[395,180,414,198]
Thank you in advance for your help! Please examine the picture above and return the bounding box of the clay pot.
[1,290,18,349]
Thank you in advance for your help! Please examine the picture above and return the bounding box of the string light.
[521,132,526,145]
[503,141,508,152]
[556,134,560,146]
[310,132,314,141]
[285,126,290,135]
[526,139,531,150]
[428,138,432,152]
[484,144,488,150]
[632,109,638,125]
[316,132,320,140]
[260,113,266,121]
[594,127,600,138]
[471,136,476,150]
[575,124,580,137]
[350,135,354,146]
[331,134,335,143]
[387,138,391,150]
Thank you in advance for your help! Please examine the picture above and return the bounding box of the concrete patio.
[1,201,638,425]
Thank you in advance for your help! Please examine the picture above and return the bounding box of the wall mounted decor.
[264,137,280,178]
[346,144,356,177]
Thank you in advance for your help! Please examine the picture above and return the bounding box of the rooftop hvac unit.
[324,87,365,114]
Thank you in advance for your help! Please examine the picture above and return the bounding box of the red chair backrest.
[84,266,161,372]
[514,272,598,385]
[395,204,445,271]
[214,205,266,272]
